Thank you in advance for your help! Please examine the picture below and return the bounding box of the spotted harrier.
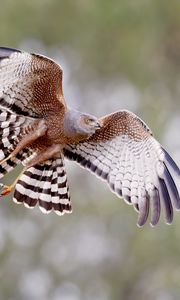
[0,47,179,227]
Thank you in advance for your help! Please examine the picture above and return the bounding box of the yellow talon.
[0,185,13,196]
[0,167,27,197]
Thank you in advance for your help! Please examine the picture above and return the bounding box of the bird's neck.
[63,109,90,143]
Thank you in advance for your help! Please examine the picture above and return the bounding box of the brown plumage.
[0,47,179,226]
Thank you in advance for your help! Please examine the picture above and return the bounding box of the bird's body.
[0,46,179,226]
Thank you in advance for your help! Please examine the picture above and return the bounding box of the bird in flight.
[0,47,179,227]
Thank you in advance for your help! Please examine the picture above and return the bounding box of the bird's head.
[64,109,101,141]
[79,113,101,135]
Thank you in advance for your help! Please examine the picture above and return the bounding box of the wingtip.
[150,220,158,227]
[162,147,180,177]
[165,221,172,226]
[159,178,174,224]
[136,222,144,228]
[0,47,21,60]
[163,164,180,210]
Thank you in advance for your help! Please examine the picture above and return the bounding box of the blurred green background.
[0,0,180,299]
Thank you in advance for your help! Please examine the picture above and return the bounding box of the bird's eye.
[85,118,94,125]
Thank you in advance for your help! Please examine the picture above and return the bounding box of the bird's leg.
[0,144,62,197]
[0,119,47,165]
[25,144,62,169]
[0,167,27,196]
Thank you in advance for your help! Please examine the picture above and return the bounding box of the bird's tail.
[13,157,72,215]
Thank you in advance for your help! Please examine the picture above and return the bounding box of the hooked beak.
[95,120,102,129]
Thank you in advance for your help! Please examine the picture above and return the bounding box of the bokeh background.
[0,0,180,299]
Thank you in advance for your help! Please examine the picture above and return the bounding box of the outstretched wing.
[0,47,66,118]
[64,110,180,227]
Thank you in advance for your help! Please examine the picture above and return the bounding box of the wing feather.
[64,110,180,226]
[0,47,66,118]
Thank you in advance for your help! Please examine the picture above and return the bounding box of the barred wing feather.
[64,111,180,227]
[0,47,65,118]
[0,108,35,177]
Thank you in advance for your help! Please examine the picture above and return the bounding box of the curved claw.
[0,185,13,197]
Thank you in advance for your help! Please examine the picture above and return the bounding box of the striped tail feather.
[13,157,72,216]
